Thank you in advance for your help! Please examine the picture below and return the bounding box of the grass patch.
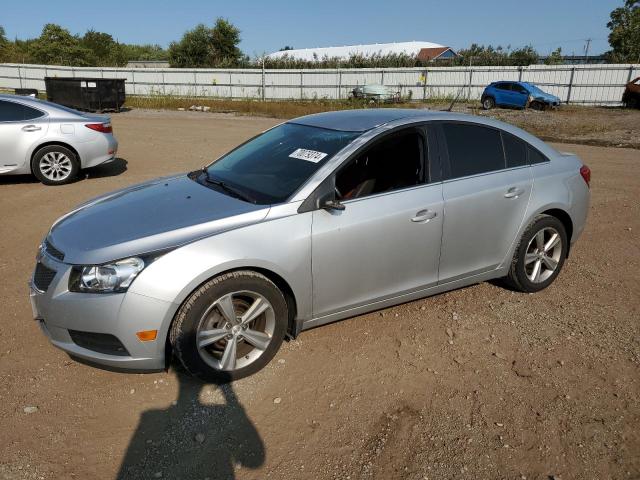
[124,95,451,119]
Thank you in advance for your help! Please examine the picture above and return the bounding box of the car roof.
[0,93,60,111]
[0,93,106,119]
[289,108,437,132]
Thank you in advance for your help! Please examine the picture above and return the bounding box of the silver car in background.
[30,109,590,382]
[0,94,118,185]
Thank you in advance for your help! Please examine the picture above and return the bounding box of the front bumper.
[29,252,178,371]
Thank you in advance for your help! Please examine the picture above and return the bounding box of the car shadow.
[0,158,128,185]
[117,372,265,480]
[83,157,128,180]
[0,174,40,185]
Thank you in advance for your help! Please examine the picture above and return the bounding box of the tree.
[509,45,539,66]
[0,26,8,61]
[544,47,564,65]
[29,24,93,66]
[607,0,640,62]
[279,46,294,51]
[81,29,120,66]
[168,18,243,68]
[210,18,243,66]
[168,24,215,68]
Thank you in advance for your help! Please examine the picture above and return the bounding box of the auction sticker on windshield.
[289,148,328,163]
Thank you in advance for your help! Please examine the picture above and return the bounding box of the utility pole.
[583,38,592,64]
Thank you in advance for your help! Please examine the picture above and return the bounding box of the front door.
[310,126,444,318]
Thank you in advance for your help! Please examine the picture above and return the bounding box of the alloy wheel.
[196,290,275,372]
[39,152,73,182]
[524,226,563,283]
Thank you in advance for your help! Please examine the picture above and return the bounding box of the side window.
[495,83,509,91]
[511,83,526,94]
[335,128,425,201]
[528,146,549,164]
[441,123,505,179]
[0,100,45,121]
[20,104,45,120]
[502,132,527,168]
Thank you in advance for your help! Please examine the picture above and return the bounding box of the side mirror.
[322,199,345,211]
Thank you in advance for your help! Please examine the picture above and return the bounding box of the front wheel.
[170,271,288,382]
[505,215,568,293]
[529,100,546,111]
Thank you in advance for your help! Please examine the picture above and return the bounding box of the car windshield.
[525,84,545,95]
[199,123,360,204]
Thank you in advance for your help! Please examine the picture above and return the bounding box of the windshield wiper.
[201,170,256,204]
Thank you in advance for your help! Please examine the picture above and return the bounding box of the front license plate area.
[29,288,41,320]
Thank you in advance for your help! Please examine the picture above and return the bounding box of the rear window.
[442,123,505,178]
[502,132,528,168]
[0,100,45,121]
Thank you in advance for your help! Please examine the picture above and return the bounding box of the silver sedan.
[30,109,590,382]
[0,94,118,185]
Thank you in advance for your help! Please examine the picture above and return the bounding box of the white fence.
[1,63,638,104]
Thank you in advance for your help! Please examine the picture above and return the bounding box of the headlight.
[70,257,145,293]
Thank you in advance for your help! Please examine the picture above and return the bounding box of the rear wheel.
[482,96,495,110]
[31,145,79,185]
[506,215,568,293]
[170,271,288,382]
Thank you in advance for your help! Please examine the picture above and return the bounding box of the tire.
[170,271,288,382]
[482,96,495,110]
[31,145,79,185]
[505,215,568,293]
[529,100,545,111]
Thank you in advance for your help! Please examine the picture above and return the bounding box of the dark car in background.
[481,81,561,111]
[622,76,640,109]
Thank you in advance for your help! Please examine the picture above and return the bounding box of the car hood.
[531,90,560,102]
[48,174,270,265]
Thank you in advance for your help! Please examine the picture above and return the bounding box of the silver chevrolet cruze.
[0,94,118,185]
[30,109,590,382]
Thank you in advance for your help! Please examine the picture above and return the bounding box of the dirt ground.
[0,109,639,480]
[476,105,640,150]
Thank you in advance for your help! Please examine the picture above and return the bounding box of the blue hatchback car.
[481,81,561,110]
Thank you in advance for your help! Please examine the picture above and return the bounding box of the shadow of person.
[117,373,264,480]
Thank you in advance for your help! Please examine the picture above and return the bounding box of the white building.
[266,41,457,62]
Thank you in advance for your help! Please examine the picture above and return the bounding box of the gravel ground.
[0,109,638,480]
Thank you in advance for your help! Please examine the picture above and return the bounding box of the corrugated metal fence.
[1,63,638,104]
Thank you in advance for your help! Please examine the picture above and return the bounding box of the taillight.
[580,164,591,188]
[85,122,112,134]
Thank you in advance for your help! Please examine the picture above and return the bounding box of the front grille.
[68,330,130,356]
[33,263,56,292]
[45,239,65,261]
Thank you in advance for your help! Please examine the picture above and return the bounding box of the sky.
[0,0,620,57]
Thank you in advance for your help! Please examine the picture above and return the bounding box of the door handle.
[504,187,525,199]
[22,125,42,132]
[411,209,437,222]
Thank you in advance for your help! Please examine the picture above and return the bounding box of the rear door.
[310,126,444,318]
[0,99,48,172]
[437,122,532,282]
